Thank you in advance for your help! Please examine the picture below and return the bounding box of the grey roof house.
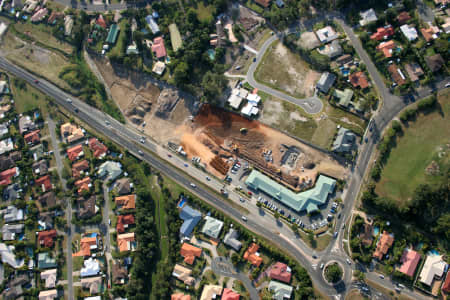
[332,127,356,153]
[201,216,224,239]
[2,224,24,241]
[3,184,19,201]
[316,72,336,93]
[179,204,201,237]
[268,280,293,300]
[3,205,24,223]
[18,115,36,134]
[98,161,122,181]
[37,252,57,269]
[0,243,25,268]
[223,228,242,251]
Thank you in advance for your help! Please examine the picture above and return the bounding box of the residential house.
[180,243,202,265]
[254,0,271,8]
[421,23,440,42]
[23,0,39,14]
[89,138,108,158]
[38,192,57,209]
[0,105,11,119]
[388,64,407,86]
[404,62,424,82]
[376,40,397,58]
[116,214,135,234]
[2,286,23,300]
[373,231,394,260]
[64,15,74,36]
[397,11,411,24]
[72,160,89,178]
[221,288,240,300]
[38,212,54,230]
[349,71,369,89]
[31,7,48,22]
[75,177,91,194]
[38,289,57,300]
[400,24,418,41]
[152,37,167,59]
[332,127,356,153]
[80,257,101,277]
[67,144,84,161]
[37,229,57,248]
[81,276,102,295]
[32,159,48,175]
[223,228,242,251]
[18,115,36,134]
[443,273,450,294]
[359,223,373,246]
[171,294,191,300]
[0,167,19,185]
[179,204,202,237]
[112,262,128,285]
[244,243,262,267]
[3,183,19,201]
[398,249,421,277]
[35,175,52,192]
[3,205,24,223]
[268,280,293,300]
[0,123,7,138]
[419,254,447,286]
[371,25,394,41]
[442,18,450,34]
[425,54,444,72]
[40,268,57,288]
[0,243,24,268]
[31,143,44,161]
[152,61,166,76]
[0,138,14,155]
[315,26,338,43]
[73,235,99,257]
[117,232,136,252]
[95,15,107,29]
[106,23,119,44]
[37,252,57,269]
[172,264,195,285]
[275,0,284,8]
[269,262,292,283]
[227,88,248,110]
[12,0,22,10]
[48,11,64,24]
[97,161,122,180]
[201,216,224,239]
[360,9,377,26]
[77,195,98,219]
[115,194,136,210]
[335,54,353,66]
[333,88,354,108]
[2,223,24,241]
[114,177,132,195]
[0,155,15,171]
[145,15,160,34]
[316,72,336,93]
[60,123,84,143]
[200,285,223,300]
[317,40,342,58]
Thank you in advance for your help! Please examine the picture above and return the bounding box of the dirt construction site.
[181,105,347,188]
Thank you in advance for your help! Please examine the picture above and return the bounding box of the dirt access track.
[181,105,347,185]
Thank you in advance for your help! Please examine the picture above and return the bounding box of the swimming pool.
[178,197,186,208]
[373,226,380,236]
[207,49,215,60]
[428,249,440,256]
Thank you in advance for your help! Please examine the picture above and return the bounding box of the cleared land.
[169,24,182,51]
[194,2,215,23]
[254,41,320,98]
[0,30,72,91]
[9,77,50,114]
[260,97,366,149]
[376,90,450,206]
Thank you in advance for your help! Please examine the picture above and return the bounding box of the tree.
[201,71,228,103]
[274,212,280,220]
[325,263,343,283]
[291,223,299,234]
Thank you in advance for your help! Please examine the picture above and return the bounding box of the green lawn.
[10,77,50,114]
[108,19,128,59]
[149,175,169,259]
[376,91,450,206]
[195,2,215,23]
[73,256,84,271]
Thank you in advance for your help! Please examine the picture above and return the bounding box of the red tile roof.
[171,293,191,300]
[96,15,107,29]
[398,249,421,277]
[72,236,98,257]
[388,64,407,86]
[72,160,89,178]
[67,144,84,161]
[116,214,135,234]
[88,138,108,158]
[0,167,18,185]
[397,12,411,25]
[376,40,397,58]
[36,175,52,192]
[152,37,167,59]
[221,288,240,300]
[38,229,57,248]
[254,0,271,8]
[75,177,91,194]
[24,130,40,144]
[115,194,136,210]
[443,272,450,293]
[373,231,394,260]
[180,243,202,265]
[269,262,292,283]
[349,71,369,89]
[243,243,262,267]
[370,26,394,40]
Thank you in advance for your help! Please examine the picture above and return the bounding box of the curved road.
[52,0,146,12]
[245,33,324,114]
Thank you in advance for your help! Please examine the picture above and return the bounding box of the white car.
[379,275,385,279]
[138,150,143,155]
[66,98,72,103]
[241,216,247,221]
[190,183,196,188]
[346,259,352,265]
[445,82,450,88]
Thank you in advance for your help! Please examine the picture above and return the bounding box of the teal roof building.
[245,170,336,213]
[106,24,119,44]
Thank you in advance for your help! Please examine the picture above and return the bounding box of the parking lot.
[224,159,342,232]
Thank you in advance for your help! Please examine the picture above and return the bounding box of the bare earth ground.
[0,31,72,91]
[296,31,321,50]
[94,58,194,145]
[255,41,320,98]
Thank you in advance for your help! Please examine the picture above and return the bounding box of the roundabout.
[323,260,345,286]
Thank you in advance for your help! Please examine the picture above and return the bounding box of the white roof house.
[0,243,24,268]
[3,205,24,223]
[419,255,447,286]
[38,289,58,300]
[360,9,378,26]
[246,93,261,105]
[80,257,100,277]
[201,216,224,239]
[0,137,14,155]
[241,103,259,117]
[400,24,418,41]
[98,161,122,181]
[227,88,248,109]
[0,123,8,137]
[40,268,57,288]
[268,280,293,300]
[315,26,338,43]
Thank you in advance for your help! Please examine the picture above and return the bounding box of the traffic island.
[323,261,344,286]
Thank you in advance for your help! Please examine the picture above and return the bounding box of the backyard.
[375,90,450,206]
